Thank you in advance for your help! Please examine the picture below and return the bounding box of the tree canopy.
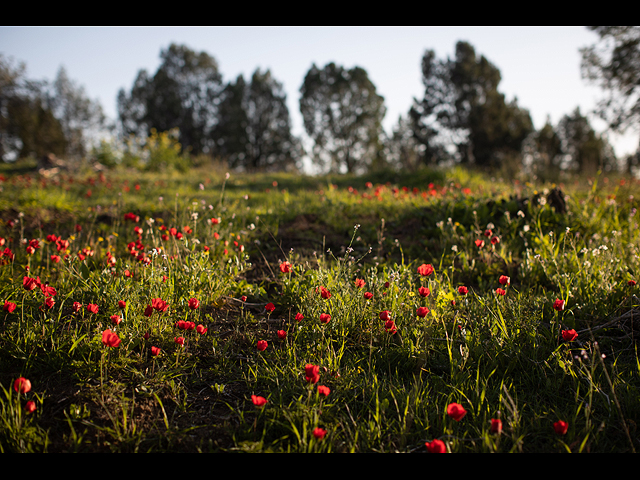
[299,63,386,174]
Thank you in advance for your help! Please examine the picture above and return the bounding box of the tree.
[411,41,534,169]
[299,63,386,174]
[557,107,617,174]
[117,43,223,156]
[0,55,66,161]
[524,117,564,178]
[45,66,106,159]
[581,26,640,134]
[384,114,424,172]
[215,69,301,171]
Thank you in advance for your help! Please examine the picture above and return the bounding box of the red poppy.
[44,297,55,309]
[295,312,304,322]
[355,278,366,289]
[197,324,207,335]
[240,295,247,302]
[144,305,154,317]
[484,229,492,237]
[87,304,99,314]
[277,330,287,339]
[305,364,320,384]
[3,301,16,313]
[417,263,434,276]
[25,400,36,414]
[629,280,637,286]
[102,329,121,348]
[312,427,327,440]
[553,299,565,311]
[23,276,38,291]
[257,340,268,351]
[491,236,500,245]
[379,310,391,322]
[118,300,126,309]
[317,385,330,397]
[458,286,468,295]
[418,286,430,297]
[110,315,122,325]
[51,255,61,263]
[425,439,446,453]
[188,298,200,310]
[446,402,467,421]
[151,346,161,356]
[496,288,506,296]
[561,329,578,342]
[265,303,275,313]
[499,275,510,285]
[73,301,83,314]
[251,395,268,407]
[279,261,291,273]
[475,239,485,248]
[364,291,373,300]
[416,306,430,318]
[174,337,185,346]
[490,418,503,434]
[384,320,397,334]
[152,298,168,312]
[553,420,568,435]
[14,377,31,394]
[320,286,331,299]
[319,313,331,324]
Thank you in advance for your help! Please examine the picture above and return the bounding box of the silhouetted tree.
[384,114,424,172]
[412,41,534,169]
[299,62,386,173]
[524,117,564,178]
[117,43,223,156]
[557,107,617,174]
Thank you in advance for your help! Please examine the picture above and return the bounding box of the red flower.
[317,385,330,397]
[3,300,16,313]
[491,236,500,245]
[44,297,55,309]
[561,329,578,342]
[110,314,122,325]
[553,299,565,311]
[379,310,391,322]
[319,313,331,324]
[265,302,275,313]
[484,229,492,237]
[364,291,373,300]
[87,303,99,314]
[279,261,291,273]
[305,364,320,384]
[446,402,467,421]
[295,312,304,322]
[417,263,434,276]
[416,306,430,318]
[118,300,126,309]
[23,276,38,291]
[102,329,121,348]
[251,395,268,407]
[14,377,31,394]
[277,330,287,339]
[629,280,637,286]
[320,287,331,299]
[384,320,397,334]
[553,420,568,435]
[240,296,247,302]
[496,288,506,296]
[312,427,327,440]
[188,298,200,310]
[197,324,207,335]
[25,400,36,413]
[257,340,268,351]
[73,301,83,314]
[499,275,510,285]
[144,305,154,317]
[475,239,485,248]
[51,255,61,263]
[490,418,503,434]
[152,298,168,312]
[418,286,430,297]
[355,278,365,289]
[458,286,468,295]
[151,346,161,356]
[425,439,446,453]
[174,336,185,346]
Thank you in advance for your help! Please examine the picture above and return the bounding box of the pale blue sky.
[1,26,637,158]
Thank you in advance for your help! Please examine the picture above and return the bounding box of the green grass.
[1,162,639,452]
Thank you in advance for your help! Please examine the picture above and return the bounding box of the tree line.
[2,28,639,176]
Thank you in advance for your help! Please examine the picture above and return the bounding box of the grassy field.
[1,160,639,452]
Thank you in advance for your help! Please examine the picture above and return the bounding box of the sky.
[1,26,638,162]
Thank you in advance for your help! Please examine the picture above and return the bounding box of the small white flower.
[517,210,525,218]
[451,245,458,252]
[523,225,530,232]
